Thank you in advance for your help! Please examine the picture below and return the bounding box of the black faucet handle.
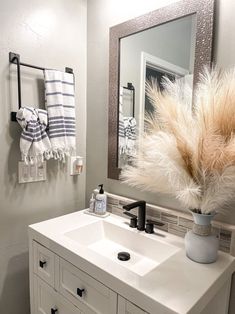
[123,211,137,219]
[123,211,137,228]
[146,219,165,226]
[145,219,165,234]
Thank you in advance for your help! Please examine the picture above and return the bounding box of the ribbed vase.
[184,210,219,264]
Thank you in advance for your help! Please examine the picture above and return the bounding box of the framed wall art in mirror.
[108,0,214,180]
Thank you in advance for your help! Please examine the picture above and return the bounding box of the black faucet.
[123,201,146,231]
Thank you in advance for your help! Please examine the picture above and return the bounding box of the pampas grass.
[121,68,235,214]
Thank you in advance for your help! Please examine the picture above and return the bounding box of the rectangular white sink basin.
[64,220,180,276]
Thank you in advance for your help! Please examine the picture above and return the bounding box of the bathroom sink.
[64,219,180,276]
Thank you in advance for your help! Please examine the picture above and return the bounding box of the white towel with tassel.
[16,107,51,164]
[118,87,137,156]
[123,116,136,156]
[44,69,76,161]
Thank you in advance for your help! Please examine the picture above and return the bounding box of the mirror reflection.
[118,14,196,168]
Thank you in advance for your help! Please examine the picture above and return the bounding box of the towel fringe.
[21,148,76,165]
[50,147,76,163]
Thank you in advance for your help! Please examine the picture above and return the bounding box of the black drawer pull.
[77,288,85,297]
[39,260,47,268]
[51,308,58,314]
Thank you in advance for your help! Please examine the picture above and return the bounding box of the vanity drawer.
[34,275,81,314]
[118,296,148,314]
[59,258,117,314]
[125,301,148,314]
[33,241,55,288]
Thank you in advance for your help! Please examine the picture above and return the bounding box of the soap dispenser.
[89,193,95,213]
[94,184,107,215]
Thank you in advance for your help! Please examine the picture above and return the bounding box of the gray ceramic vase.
[184,210,219,264]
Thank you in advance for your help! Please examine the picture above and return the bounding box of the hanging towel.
[119,116,137,156]
[44,69,76,161]
[118,88,126,153]
[118,87,137,156]
[123,116,137,155]
[16,107,51,164]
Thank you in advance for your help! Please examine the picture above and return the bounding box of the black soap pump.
[94,184,107,215]
[99,184,104,194]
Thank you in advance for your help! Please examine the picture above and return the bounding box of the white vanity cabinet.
[58,258,117,314]
[30,241,148,314]
[32,241,147,314]
[33,241,56,289]
[34,276,82,314]
[118,296,148,314]
[31,242,118,314]
[29,211,235,314]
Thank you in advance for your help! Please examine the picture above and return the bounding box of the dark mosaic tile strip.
[107,196,119,206]
[179,217,193,229]
[219,239,230,249]
[146,205,161,219]
[220,229,232,242]
[119,199,129,207]
[211,227,220,238]
[161,213,178,224]
[111,205,124,218]
[107,204,113,212]
[168,223,187,238]
[219,239,230,253]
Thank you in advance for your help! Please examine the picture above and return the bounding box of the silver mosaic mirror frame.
[108,0,215,180]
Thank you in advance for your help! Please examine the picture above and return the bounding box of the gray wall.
[0,0,87,313]
[120,15,194,88]
[86,0,235,225]
[120,15,194,132]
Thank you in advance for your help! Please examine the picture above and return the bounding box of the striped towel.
[122,117,137,156]
[119,96,126,153]
[44,70,76,161]
[119,89,136,156]
[16,107,51,164]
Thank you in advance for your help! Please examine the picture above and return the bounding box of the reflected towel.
[119,87,137,156]
[123,116,137,155]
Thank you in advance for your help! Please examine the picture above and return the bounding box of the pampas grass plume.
[121,68,235,215]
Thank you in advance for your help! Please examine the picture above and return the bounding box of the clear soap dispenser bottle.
[89,193,95,213]
[94,184,107,215]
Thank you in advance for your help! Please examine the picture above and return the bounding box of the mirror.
[118,14,196,168]
[108,0,214,179]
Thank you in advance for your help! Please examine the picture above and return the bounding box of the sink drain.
[117,252,130,261]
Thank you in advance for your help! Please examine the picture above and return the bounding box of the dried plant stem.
[121,68,235,215]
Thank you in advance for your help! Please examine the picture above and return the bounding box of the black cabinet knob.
[51,308,58,314]
[39,260,47,268]
[77,288,85,297]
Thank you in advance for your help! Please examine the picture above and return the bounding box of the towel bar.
[9,52,74,122]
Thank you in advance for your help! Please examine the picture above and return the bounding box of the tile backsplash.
[106,192,235,256]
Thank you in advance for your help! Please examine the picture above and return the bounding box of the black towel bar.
[9,52,74,122]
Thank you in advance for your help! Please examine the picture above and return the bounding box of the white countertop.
[29,210,235,314]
